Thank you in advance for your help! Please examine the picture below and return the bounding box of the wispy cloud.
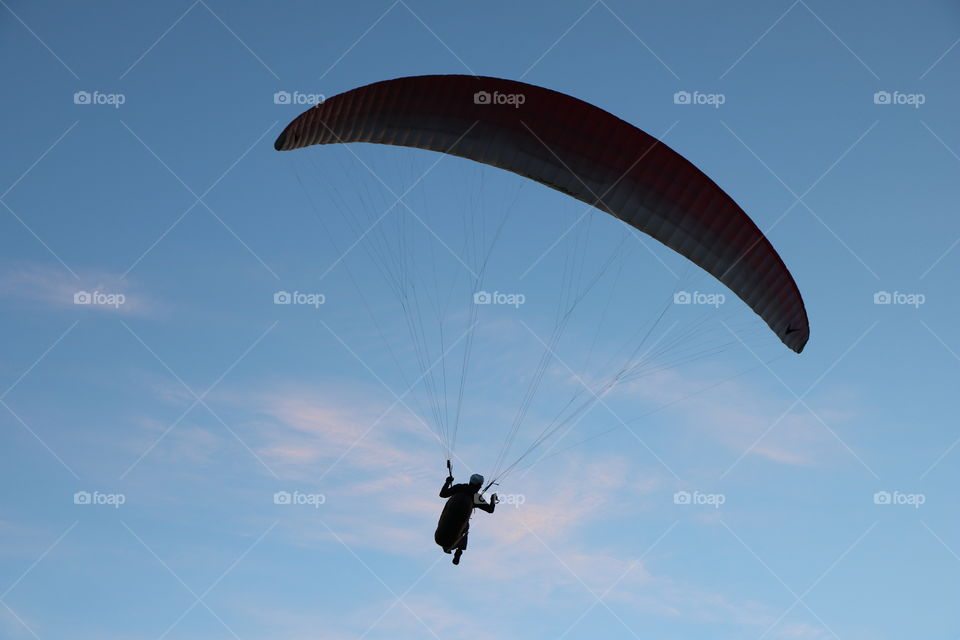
[230,384,829,637]
[0,263,155,315]
[254,386,434,477]
[614,366,851,468]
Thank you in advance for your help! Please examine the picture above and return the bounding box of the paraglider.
[275,75,809,560]
[435,463,497,565]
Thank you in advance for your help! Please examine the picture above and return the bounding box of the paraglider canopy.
[275,74,809,352]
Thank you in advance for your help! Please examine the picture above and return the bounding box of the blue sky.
[2,1,959,638]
